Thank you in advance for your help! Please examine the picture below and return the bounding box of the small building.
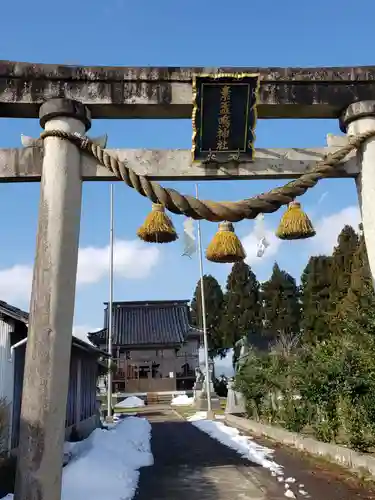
[88,300,201,394]
[0,300,108,452]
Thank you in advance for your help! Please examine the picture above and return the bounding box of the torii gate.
[1,61,375,499]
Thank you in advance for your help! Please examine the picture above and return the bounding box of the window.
[139,364,150,379]
[115,382,125,392]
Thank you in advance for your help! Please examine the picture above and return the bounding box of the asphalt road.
[134,409,375,500]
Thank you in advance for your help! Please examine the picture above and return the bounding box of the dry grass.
[113,407,144,414]
[172,405,225,419]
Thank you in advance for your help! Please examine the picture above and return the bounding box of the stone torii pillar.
[341,101,375,281]
[14,98,90,500]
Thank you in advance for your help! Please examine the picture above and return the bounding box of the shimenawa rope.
[39,129,375,223]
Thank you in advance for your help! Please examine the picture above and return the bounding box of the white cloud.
[312,205,361,255]
[0,238,160,305]
[240,205,361,267]
[198,348,234,378]
[77,239,160,284]
[317,191,328,205]
[214,349,234,378]
[0,265,33,304]
[242,226,282,265]
[72,325,101,345]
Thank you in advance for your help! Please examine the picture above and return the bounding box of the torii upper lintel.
[2,61,375,119]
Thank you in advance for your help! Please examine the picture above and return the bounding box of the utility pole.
[107,184,114,421]
[195,184,213,418]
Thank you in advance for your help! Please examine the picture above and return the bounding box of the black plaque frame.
[192,73,259,164]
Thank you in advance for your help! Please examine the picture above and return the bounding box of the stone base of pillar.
[225,388,246,414]
[194,392,221,410]
[206,410,216,420]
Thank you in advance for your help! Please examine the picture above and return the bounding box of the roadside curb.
[225,414,375,478]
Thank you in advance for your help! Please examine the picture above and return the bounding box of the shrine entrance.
[2,62,375,499]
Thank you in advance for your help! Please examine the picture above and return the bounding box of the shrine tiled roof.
[88,300,201,347]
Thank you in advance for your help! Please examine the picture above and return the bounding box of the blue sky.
[0,0,370,340]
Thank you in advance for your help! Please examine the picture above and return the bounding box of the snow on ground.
[2,416,153,500]
[187,411,282,474]
[63,440,84,464]
[170,394,194,406]
[187,412,309,499]
[187,411,208,421]
[101,414,131,429]
[63,439,88,458]
[115,396,145,408]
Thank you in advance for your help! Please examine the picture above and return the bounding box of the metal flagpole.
[107,183,114,420]
[195,184,213,417]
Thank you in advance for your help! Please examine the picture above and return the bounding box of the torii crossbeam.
[0,136,360,182]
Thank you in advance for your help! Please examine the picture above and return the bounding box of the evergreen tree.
[190,274,226,358]
[329,225,358,313]
[262,263,301,342]
[340,229,375,320]
[301,256,332,342]
[220,261,261,349]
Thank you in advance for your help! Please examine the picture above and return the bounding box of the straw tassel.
[137,204,178,243]
[276,201,316,240]
[206,221,246,263]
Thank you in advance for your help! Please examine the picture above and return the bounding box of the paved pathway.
[134,409,375,500]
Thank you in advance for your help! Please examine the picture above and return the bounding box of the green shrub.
[279,397,310,433]
[235,310,375,452]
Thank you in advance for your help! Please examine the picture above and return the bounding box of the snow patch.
[187,411,207,421]
[171,394,194,406]
[61,416,153,499]
[115,396,145,408]
[284,490,296,498]
[187,412,282,475]
[2,416,153,500]
[186,412,310,499]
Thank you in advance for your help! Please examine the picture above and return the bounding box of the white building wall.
[0,318,14,452]
[0,318,14,405]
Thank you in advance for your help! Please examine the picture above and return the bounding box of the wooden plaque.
[192,73,259,163]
